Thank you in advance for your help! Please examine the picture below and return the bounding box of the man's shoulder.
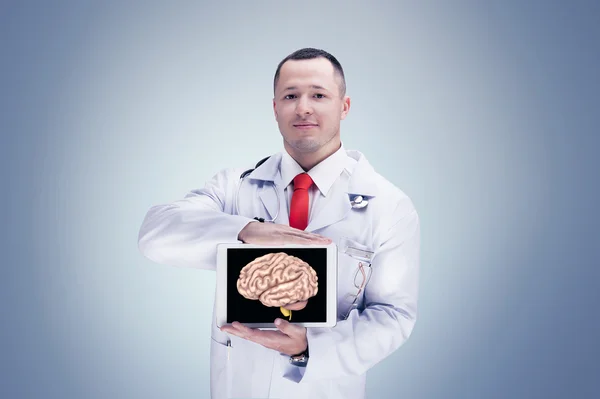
[346,150,412,197]
[372,170,416,211]
[207,166,248,182]
[211,153,281,179]
[347,150,417,215]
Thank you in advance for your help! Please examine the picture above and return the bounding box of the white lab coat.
[138,149,420,399]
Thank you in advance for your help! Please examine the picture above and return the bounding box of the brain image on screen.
[236,252,318,319]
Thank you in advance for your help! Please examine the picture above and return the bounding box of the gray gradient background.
[2,1,599,398]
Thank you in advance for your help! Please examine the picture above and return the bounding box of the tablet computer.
[215,243,337,329]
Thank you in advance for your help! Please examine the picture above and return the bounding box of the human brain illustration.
[236,252,318,307]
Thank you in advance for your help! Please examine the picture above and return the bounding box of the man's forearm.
[138,199,254,269]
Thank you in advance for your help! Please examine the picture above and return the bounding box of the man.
[138,48,420,399]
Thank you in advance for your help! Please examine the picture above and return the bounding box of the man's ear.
[273,98,278,120]
[340,96,351,120]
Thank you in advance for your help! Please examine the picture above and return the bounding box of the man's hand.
[230,222,322,355]
[220,318,307,356]
[238,221,332,245]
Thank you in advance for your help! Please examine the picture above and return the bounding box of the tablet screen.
[226,247,327,323]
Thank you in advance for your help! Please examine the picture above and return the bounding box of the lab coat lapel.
[346,151,379,197]
[306,181,351,233]
[247,153,285,223]
[306,151,378,233]
[257,178,284,222]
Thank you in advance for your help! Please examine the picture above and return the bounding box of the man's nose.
[295,96,313,116]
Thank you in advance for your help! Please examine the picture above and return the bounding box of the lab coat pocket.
[210,337,232,399]
[337,237,374,319]
[338,237,374,262]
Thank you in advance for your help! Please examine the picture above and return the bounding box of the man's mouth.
[293,123,318,129]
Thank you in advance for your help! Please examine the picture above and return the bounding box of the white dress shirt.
[279,143,357,226]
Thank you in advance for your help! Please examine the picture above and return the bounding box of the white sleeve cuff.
[280,353,307,383]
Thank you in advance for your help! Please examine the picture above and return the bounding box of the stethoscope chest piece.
[350,195,369,209]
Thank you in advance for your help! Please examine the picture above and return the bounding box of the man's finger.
[274,318,304,336]
[222,322,299,354]
[221,322,253,339]
[286,235,325,245]
[276,225,328,238]
[271,233,318,245]
[231,322,256,338]
[288,229,332,241]
[220,325,245,340]
[284,231,332,244]
[223,323,282,347]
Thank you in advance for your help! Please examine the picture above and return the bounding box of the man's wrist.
[237,221,255,242]
[289,344,309,367]
[290,345,308,357]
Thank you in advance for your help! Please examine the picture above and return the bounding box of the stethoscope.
[236,156,369,223]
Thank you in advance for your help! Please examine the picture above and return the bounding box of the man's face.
[273,58,350,155]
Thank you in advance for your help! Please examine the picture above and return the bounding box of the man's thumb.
[275,318,298,335]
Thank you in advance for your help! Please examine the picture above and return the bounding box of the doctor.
[138,48,420,399]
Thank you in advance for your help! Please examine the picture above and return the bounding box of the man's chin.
[286,138,321,153]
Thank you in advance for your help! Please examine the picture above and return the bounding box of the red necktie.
[289,173,314,230]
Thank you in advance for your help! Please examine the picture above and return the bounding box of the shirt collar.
[280,144,350,197]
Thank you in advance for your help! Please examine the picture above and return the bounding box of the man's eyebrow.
[283,85,329,91]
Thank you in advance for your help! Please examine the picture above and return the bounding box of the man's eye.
[284,94,296,100]
[314,93,325,99]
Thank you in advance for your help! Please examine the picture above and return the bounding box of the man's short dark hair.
[273,48,346,97]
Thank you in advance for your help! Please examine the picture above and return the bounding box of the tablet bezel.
[215,242,337,329]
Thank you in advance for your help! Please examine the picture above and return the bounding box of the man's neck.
[284,141,342,171]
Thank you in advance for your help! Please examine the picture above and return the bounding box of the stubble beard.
[282,126,340,154]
